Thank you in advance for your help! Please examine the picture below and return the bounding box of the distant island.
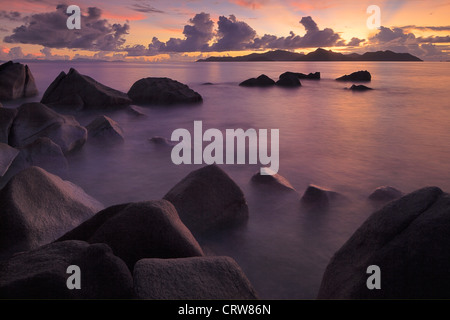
[197,48,422,62]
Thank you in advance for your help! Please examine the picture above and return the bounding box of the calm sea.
[4,60,450,299]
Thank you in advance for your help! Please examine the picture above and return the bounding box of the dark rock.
[251,168,296,192]
[276,72,302,87]
[0,61,38,100]
[350,84,373,91]
[317,186,450,299]
[0,167,104,259]
[127,77,203,105]
[368,186,403,202]
[9,102,87,154]
[164,165,249,236]
[0,142,19,177]
[41,68,131,110]
[336,70,371,81]
[202,82,214,85]
[301,184,344,207]
[86,115,124,144]
[239,74,276,87]
[297,72,321,79]
[0,107,18,144]
[0,240,133,298]
[133,256,258,299]
[57,200,204,270]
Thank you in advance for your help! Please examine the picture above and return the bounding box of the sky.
[0,0,449,61]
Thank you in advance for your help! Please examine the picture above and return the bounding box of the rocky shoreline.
[0,60,448,299]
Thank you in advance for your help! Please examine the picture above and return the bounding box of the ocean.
[4,60,450,299]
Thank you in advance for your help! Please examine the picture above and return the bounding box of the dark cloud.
[400,25,450,32]
[211,14,257,51]
[3,5,129,51]
[367,26,449,60]
[126,12,214,55]
[0,11,23,22]
[126,13,344,56]
[347,37,365,47]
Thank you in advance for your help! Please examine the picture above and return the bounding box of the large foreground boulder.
[0,61,38,100]
[127,77,202,105]
[57,200,204,269]
[133,257,258,299]
[0,167,104,259]
[239,74,275,87]
[0,240,133,299]
[9,102,87,154]
[0,107,18,144]
[336,70,371,81]
[86,115,124,144]
[317,187,450,299]
[41,68,131,110]
[163,165,249,236]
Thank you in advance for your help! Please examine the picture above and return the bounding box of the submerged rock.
[0,61,38,100]
[149,136,175,146]
[251,168,296,192]
[9,102,87,154]
[349,84,373,91]
[57,200,204,270]
[127,77,202,105]
[276,72,302,87]
[0,107,18,144]
[0,167,104,258]
[133,256,258,299]
[239,74,275,87]
[317,187,450,299]
[41,68,131,110]
[86,115,124,144]
[368,186,403,202]
[0,240,133,298]
[163,165,249,236]
[336,70,371,81]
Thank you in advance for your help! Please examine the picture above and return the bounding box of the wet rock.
[239,74,275,87]
[0,240,133,298]
[9,102,87,154]
[297,72,320,79]
[0,167,104,258]
[57,200,204,270]
[133,256,258,299]
[317,187,450,299]
[164,165,249,236]
[369,186,403,202]
[336,70,371,81]
[0,61,38,100]
[86,115,124,144]
[127,77,202,105]
[41,68,131,110]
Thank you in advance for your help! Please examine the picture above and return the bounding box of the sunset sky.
[0,0,449,61]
